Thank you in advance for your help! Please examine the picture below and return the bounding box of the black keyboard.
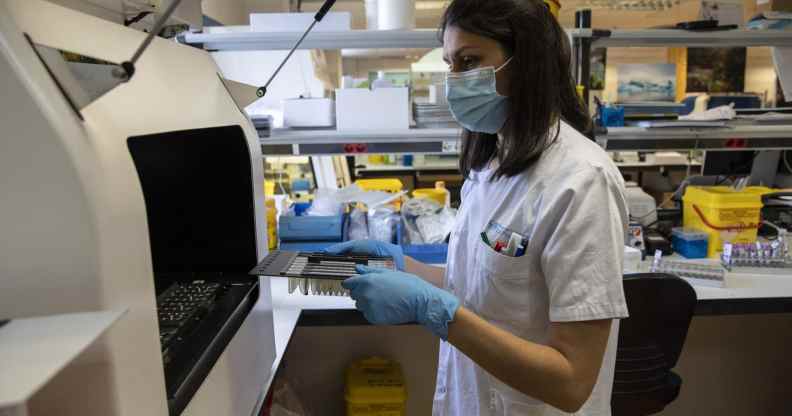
[157,281,223,359]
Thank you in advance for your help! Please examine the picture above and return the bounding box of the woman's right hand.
[323,240,405,270]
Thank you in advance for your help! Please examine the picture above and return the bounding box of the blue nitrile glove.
[324,240,405,271]
[343,265,460,340]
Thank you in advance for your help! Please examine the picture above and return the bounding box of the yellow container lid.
[345,357,407,405]
[356,179,404,193]
[682,186,771,208]
[412,188,447,206]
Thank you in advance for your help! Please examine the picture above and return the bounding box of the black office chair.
[612,273,697,416]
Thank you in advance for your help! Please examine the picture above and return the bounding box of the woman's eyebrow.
[444,45,477,63]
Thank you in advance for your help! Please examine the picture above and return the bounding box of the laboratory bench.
[261,267,792,416]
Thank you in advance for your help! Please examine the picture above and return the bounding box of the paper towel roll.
[377,0,415,30]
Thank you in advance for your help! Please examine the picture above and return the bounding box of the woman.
[327,0,629,414]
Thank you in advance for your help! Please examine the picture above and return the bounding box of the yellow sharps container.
[345,357,407,416]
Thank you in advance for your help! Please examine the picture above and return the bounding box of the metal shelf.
[260,128,461,156]
[570,29,792,48]
[261,125,792,155]
[182,29,442,51]
[185,27,792,52]
[597,125,792,151]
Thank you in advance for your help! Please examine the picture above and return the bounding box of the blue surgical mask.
[445,58,512,134]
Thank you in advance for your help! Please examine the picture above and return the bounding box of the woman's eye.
[461,57,478,70]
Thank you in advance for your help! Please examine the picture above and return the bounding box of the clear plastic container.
[671,227,709,259]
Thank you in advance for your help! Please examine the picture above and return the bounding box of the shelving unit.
[260,128,461,156]
[570,28,792,48]
[184,25,792,156]
[570,26,792,159]
[181,29,442,51]
[598,125,792,151]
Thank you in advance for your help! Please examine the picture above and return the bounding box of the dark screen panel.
[702,151,755,177]
[128,126,257,273]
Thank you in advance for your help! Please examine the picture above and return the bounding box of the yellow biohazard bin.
[345,357,407,416]
[682,186,772,258]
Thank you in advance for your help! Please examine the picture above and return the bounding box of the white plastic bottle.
[625,181,657,227]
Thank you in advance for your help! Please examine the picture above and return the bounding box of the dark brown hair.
[440,0,592,180]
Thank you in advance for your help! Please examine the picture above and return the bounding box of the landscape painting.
[687,47,746,93]
[590,48,607,91]
[617,64,677,102]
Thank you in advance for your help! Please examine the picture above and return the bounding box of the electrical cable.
[784,150,792,174]
[125,11,152,26]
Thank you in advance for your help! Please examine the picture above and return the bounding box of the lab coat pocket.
[465,240,542,322]
[477,238,531,280]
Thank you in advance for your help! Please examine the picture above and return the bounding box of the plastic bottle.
[625,182,657,227]
[265,198,278,250]
[436,181,450,208]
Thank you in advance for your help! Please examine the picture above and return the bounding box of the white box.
[250,12,351,32]
[624,245,642,274]
[283,98,335,128]
[335,88,410,131]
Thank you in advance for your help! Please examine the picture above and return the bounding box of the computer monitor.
[702,151,755,177]
[127,125,258,274]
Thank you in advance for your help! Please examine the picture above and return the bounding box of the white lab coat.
[433,121,630,416]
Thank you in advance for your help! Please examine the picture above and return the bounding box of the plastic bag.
[401,198,456,244]
[332,184,405,208]
[368,206,399,243]
[305,188,343,216]
[348,208,369,241]
[417,207,456,244]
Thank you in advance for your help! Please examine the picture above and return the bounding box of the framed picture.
[687,48,746,93]
[617,64,676,102]
[590,48,607,91]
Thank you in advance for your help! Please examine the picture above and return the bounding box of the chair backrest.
[614,273,697,395]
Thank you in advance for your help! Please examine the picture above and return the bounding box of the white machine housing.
[0,1,275,415]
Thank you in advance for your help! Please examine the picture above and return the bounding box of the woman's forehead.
[442,26,500,60]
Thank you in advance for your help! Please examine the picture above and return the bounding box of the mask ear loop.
[494,57,513,73]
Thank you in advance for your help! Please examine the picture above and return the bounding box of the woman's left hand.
[343,265,460,340]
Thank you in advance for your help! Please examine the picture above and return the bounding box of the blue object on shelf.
[600,105,625,127]
[707,95,761,110]
[279,214,345,242]
[679,96,697,116]
[291,179,312,192]
[396,221,448,264]
[403,155,414,166]
[671,227,709,259]
[293,202,312,216]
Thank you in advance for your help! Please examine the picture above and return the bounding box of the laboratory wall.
[212,50,325,126]
[202,0,249,25]
[660,314,792,415]
[599,47,778,105]
[44,0,125,23]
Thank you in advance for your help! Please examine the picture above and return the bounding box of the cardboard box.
[335,87,410,131]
